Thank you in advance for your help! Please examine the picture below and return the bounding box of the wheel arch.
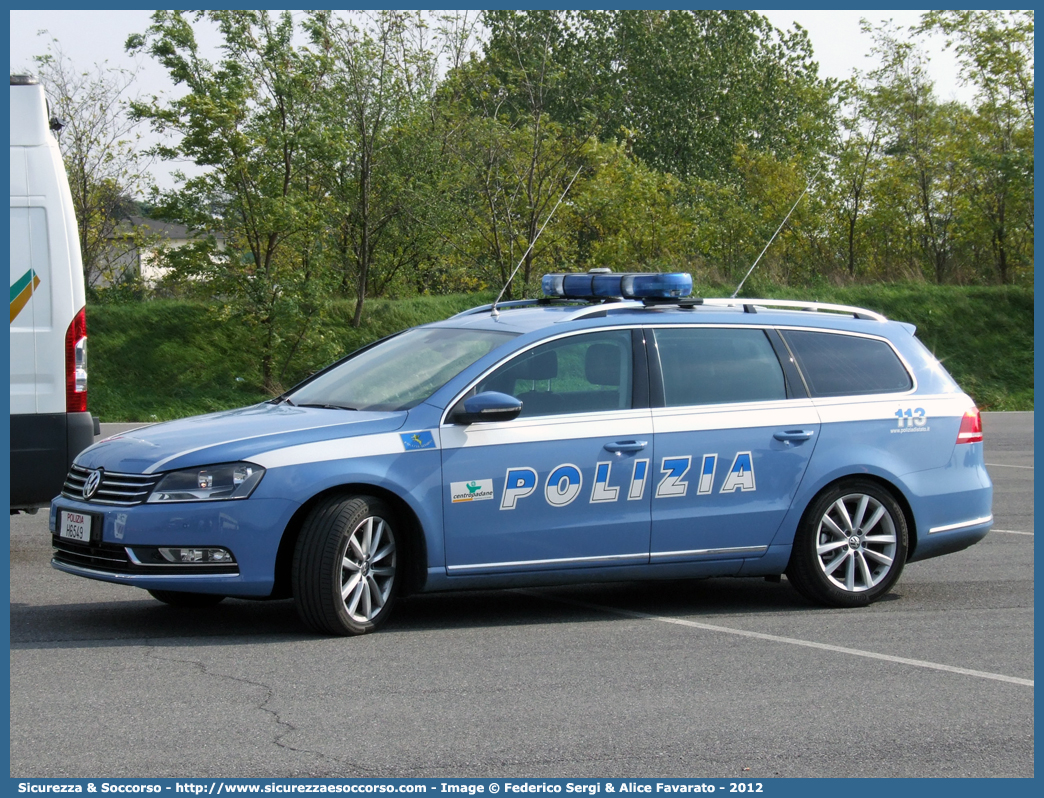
[271,483,429,600]
[788,473,919,565]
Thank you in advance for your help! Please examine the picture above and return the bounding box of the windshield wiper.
[270,395,295,406]
[296,403,358,411]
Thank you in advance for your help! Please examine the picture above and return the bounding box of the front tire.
[787,480,908,607]
[292,495,400,635]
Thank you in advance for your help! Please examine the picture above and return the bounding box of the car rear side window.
[652,327,787,406]
[781,330,913,397]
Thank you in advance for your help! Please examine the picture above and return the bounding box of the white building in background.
[103,216,225,287]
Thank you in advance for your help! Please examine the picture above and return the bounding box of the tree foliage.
[439,12,591,298]
[304,10,447,325]
[127,10,335,391]
[920,10,1034,284]
[825,14,1034,285]
[570,10,835,181]
[34,8,1025,391]
[32,37,153,290]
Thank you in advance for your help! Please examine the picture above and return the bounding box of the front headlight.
[147,462,265,503]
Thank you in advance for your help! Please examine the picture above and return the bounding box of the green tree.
[689,146,829,288]
[920,11,1034,284]
[31,37,154,290]
[467,10,838,291]
[441,12,590,298]
[548,10,836,182]
[831,78,884,278]
[862,23,969,284]
[127,10,334,391]
[305,10,448,326]
[568,139,693,274]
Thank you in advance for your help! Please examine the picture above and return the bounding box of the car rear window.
[652,327,787,406]
[781,330,913,397]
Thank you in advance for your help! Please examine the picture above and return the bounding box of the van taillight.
[957,407,983,444]
[65,306,87,413]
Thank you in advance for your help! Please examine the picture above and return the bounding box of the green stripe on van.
[10,269,40,324]
[10,268,36,303]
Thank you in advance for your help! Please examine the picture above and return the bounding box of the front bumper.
[49,494,299,596]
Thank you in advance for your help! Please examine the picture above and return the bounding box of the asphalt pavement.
[8,412,1033,778]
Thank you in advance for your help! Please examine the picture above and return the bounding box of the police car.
[50,272,992,635]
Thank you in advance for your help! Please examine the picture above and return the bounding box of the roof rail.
[700,298,887,322]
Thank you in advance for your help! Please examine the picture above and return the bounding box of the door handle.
[773,429,814,443]
[604,440,648,453]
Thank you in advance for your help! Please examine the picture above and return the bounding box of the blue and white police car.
[50,272,992,635]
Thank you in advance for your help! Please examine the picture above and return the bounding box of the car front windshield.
[289,327,517,412]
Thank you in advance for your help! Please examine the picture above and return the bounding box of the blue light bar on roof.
[542,272,692,300]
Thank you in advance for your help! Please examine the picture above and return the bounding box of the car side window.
[652,327,787,406]
[781,330,913,396]
[476,329,633,418]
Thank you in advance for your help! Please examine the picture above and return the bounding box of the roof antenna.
[491,164,584,319]
[731,167,822,299]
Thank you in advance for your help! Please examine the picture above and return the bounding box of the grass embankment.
[88,285,1033,421]
[87,293,495,422]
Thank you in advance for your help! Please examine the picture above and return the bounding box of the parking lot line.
[991,529,1034,536]
[523,591,1034,688]
[986,463,1033,469]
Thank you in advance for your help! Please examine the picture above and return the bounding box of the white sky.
[759,8,968,102]
[9,9,971,192]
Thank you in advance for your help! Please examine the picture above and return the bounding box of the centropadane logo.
[451,479,495,503]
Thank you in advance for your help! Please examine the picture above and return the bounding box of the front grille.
[62,465,161,506]
[52,537,239,576]
[53,537,134,573]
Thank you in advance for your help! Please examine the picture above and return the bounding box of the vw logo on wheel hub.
[83,468,103,501]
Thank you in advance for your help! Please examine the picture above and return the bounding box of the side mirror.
[450,391,523,425]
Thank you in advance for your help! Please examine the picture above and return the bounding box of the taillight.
[65,306,87,413]
[957,407,983,444]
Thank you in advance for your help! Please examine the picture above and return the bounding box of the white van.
[10,74,96,512]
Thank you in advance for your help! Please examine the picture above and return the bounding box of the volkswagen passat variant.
[50,272,992,635]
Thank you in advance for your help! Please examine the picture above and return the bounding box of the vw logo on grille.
[83,468,103,501]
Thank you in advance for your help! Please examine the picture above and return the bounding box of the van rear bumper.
[10,411,95,509]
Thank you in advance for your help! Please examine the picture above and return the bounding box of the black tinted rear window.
[782,330,912,397]
[653,327,787,406]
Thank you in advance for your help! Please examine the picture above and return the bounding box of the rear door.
[647,325,820,566]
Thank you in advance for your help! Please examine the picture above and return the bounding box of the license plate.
[59,510,93,543]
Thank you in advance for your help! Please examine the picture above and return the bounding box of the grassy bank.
[86,293,496,421]
[87,284,1032,421]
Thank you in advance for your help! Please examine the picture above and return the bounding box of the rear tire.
[292,494,400,636]
[786,480,908,607]
[147,589,226,607]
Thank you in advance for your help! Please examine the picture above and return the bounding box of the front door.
[441,328,653,575]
